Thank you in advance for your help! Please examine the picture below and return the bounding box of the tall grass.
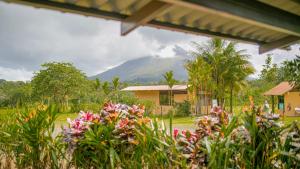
[0,106,64,169]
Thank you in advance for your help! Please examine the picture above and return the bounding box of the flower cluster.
[174,128,208,167]
[63,111,100,147]
[174,129,197,157]
[195,106,229,138]
[63,103,149,149]
[173,106,230,167]
[113,104,149,145]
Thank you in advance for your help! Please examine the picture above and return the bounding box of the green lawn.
[2,108,300,130]
[282,116,300,125]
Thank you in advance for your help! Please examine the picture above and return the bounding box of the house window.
[159,91,173,106]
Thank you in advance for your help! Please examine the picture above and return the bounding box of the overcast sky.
[0,2,299,81]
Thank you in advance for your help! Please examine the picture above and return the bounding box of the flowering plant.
[62,103,183,168]
[195,106,229,138]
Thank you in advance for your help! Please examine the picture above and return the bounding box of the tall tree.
[189,38,254,111]
[260,55,279,83]
[112,77,120,102]
[222,45,255,113]
[186,57,212,114]
[163,71,176,137]
[102,81,111,96]
[163,71,176,106]
[32,62,87,107]
[94,78,101,91]
[283,55,300,88]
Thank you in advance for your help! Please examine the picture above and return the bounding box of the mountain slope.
[90,55,189,83]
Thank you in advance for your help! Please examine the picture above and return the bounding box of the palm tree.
[112,77,120,102]
[163,71,176,106]
[102,81,111,101]
[94,78,101,91]
[189,38,254,112]
[222,45,255,113]
[163,71,176,137]
[190,39,228,107]
[185,57,212,114]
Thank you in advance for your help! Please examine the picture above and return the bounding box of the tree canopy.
[283,55,300,88]
[187,38,254,112]
[31,62,87,104]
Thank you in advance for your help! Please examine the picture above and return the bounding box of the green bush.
[174,100,191,117]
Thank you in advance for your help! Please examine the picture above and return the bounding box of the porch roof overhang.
[3,0,300,54]
[264,82,294,96]
[122,85,187,91]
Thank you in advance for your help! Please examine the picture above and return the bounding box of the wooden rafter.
[121,0,172,36]
[259,36,300,54]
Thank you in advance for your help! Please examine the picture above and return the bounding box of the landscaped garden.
[1,102,300,169]
[1,39,300,168]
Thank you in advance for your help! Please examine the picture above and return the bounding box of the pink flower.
[103,102,116,112]
[182,130,198,143]
[80,111,94,121]
[173,128,179,138]
[118,118,129,128]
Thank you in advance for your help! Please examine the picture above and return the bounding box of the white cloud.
[0,66,33,81]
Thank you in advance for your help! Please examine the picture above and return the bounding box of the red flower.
[119,118,129,128]
[173,128,179,138]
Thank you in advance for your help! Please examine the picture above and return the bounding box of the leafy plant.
[63,103,187,168]
[0,105,64,169]
[174,100,191,117]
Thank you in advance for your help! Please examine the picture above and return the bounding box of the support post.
[272,95,275,114]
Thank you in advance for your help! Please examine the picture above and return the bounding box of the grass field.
[2,108,300,132]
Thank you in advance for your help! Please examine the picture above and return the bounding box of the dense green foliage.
[238,55,294,106]
[0,62,156,115]
[283,55,300,88]
[31,62,87,106]
[0,81,32,107]
[187,38,255,113]
[174,100,191,117]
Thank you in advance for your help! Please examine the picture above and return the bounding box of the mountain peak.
[90,55,188,83]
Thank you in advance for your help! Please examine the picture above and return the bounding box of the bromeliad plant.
[0,105,64,169]
[172,105,300,169]
[1,102,300,169]
[63,103,187,169]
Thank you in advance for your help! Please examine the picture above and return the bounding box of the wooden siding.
[133,90,188,114]
[284,92,300,117]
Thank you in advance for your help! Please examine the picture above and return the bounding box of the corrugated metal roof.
[264,82,294,96]
[259,0,300,17]
[122,85,187,91]
[3,0,300,53]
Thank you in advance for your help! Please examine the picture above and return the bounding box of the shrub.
[0,106,63,169]
[174,100,191,117]
[62,103,187,168]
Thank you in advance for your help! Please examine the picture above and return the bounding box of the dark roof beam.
[259,35,300,54]
[161,0,300,37]
[121,0,172,36]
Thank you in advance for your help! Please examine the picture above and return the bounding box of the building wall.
[133,91,188,114]
[134,91,160,105]
[284,92,300,116]
[174,94,188,103]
